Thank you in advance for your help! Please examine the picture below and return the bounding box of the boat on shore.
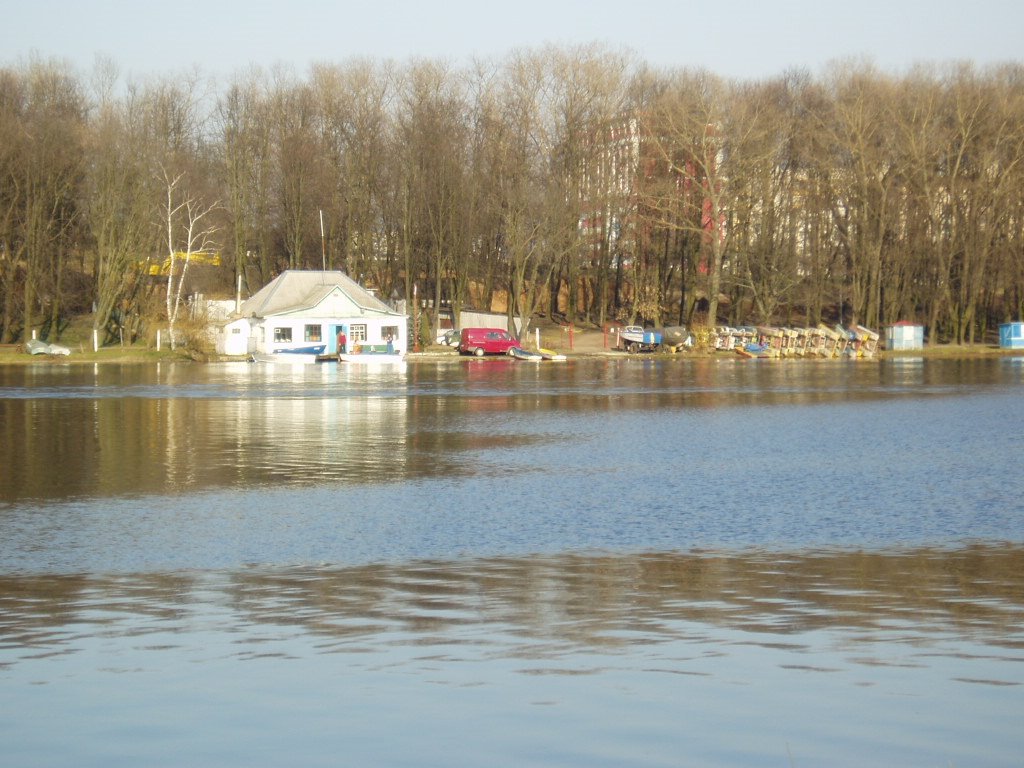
[538,348,567,361]
[736,343,771,359]
[508,347,544,361]
[337,350,406,364]
[718,324,879,359]
[251,344,325,365]
[26,339,71,356]
[618,325,662,353]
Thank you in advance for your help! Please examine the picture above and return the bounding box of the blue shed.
[999,322,1024,349]
[886,322,925,351]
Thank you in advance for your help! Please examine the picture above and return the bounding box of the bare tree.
[644,70,748,335]
[161,168,218,350]
[948,66,1024,343]
[395,59,469,343]
[216,69,275,292]
[819,62,902,329]
[546,44,631,326]
[6,59,86,341]
[268,68,328,271]
[311,60,395,284]
[459,59,504,322]
[490,50,558,338]
[726,76,810,324]
[85,58,155,343]
[0,67,26,342]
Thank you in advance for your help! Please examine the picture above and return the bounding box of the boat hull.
[508,347,543,361]
[252,352,320,365]
[337,352,406,365]
[251,343,327,365]
[537,347,567,361]
[26,339,71,356]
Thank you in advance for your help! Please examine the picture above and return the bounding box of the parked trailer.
[618,326,662,353]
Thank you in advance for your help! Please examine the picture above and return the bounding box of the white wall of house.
[260,315,405,354]
[220,314,407,356]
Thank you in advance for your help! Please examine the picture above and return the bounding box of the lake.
[1,355,1023,766]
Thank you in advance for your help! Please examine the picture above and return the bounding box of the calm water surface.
[1,356,1023,766]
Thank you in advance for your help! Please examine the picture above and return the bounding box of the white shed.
[885,322,925,351]
[220,317,255,356]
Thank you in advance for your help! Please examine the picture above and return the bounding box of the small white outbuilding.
[885,322,925,351]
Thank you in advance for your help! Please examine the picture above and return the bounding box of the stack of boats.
[717,324,880,359]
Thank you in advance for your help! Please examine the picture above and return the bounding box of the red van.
[458,327,522,356]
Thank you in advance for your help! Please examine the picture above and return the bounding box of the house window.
[304,324,322,342]
[273,327,292,343]
[350,324,367,342]
[231,328,241,335]
[381,325,399,341]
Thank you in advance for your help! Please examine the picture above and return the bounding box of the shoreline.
[2,342,1022,366]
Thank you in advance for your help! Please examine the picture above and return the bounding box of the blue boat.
[278,344,326,356]
[736,342,771,359]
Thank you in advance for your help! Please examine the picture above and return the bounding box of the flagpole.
[319,209,326,271]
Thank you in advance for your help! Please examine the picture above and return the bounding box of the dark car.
[458,327,522,356]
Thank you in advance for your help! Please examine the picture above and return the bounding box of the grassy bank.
[0,344,196,365]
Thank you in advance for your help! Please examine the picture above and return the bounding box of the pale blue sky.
[2,0,1020,82]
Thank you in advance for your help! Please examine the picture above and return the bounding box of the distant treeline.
[2,46,1023,346]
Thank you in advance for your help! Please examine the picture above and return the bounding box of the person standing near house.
[337,328,347,359]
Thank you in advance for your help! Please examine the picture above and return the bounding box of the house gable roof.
[237,270,400,319]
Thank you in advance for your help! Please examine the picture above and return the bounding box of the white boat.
[252,351,320,365]
[25,339,71,356]
[618,325,662,353]
[338,352,406,365]
[538,347,566,361]
[251,344,326,365]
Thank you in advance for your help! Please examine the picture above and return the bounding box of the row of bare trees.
[2,48,1023,347]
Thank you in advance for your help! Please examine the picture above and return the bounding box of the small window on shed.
[304,324,322,342]
[273,327,292,343]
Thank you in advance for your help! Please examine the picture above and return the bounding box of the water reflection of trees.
[3,546,1022,661]
[0,385,411,501]
[4,358,1018,502]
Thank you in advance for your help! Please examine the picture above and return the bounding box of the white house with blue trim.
[218,270,407,357]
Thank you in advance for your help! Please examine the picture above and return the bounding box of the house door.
[332,325,348,354]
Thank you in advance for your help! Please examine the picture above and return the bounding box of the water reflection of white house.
[218,270,408,357]
[219,363,410,484]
